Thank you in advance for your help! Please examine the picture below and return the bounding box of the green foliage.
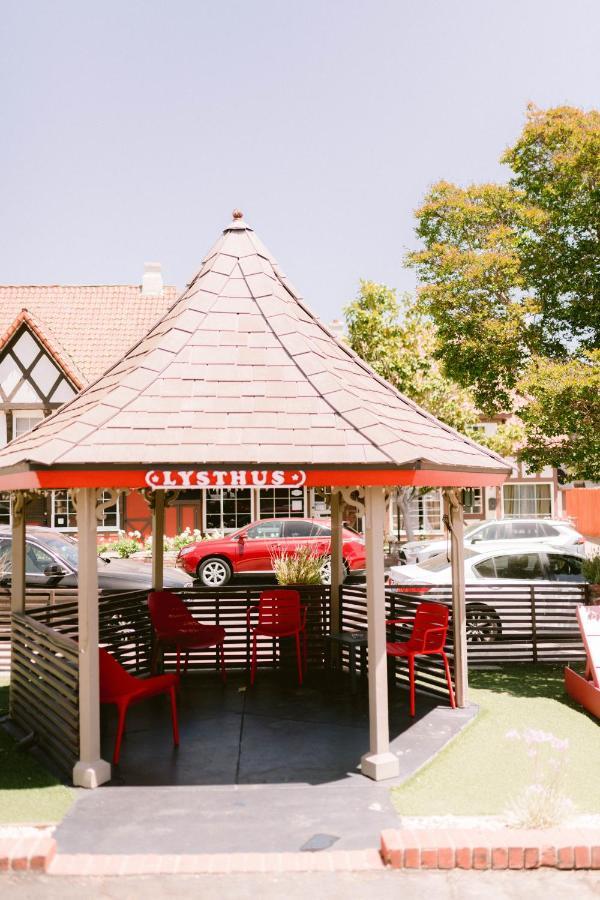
[472,422,526,459]
[271,544,328,585]
[344,281,478,433]
[407,104,600,479]
[582,553,600,585]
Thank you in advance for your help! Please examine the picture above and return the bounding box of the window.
[13,411,44,439]
[473,557,497,578]
[540,523,559,537]
[51,490,120,531]
[510,521,545,540]
[0,493,10,525]
[245,521,282,540]
[259,488,305,519]
[283,520,318,538]
[205,488,252,531]
[0,538,10,574]
[547,554,583,582]
[503,483,552,518]
[473,522,511,541]
[393,488,443,537]
[463,488,482,515]
[311,487,331,518]
[492,553,544,580]
[25,542,55,574]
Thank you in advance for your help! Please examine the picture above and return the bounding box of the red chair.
[386,602,456,717]
[99,647,180,765]
[148,591,227,681]
[246,589,307,686]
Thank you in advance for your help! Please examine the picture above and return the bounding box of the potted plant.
[582,554,600,603]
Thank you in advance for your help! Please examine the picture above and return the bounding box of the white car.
[388,543,586,641]
[399,518,585,566]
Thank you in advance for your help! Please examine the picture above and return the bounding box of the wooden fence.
[340,583,589,698]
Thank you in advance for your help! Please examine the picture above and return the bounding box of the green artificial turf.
[392,665,600,816]
[0,679,74,823]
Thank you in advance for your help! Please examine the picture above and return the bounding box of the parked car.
[388,543,586,642]
[176,518,366,586]
[0,526,192,591]
[399,517,585,565]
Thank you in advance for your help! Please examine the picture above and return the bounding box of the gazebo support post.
[72,488,111,788]
[151,490,165,592]
[360,486,400,781]
[445,489,468,708]
[330,489,344,635]
[10,492,27,718]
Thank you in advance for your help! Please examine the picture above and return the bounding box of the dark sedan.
[0,526,191,591]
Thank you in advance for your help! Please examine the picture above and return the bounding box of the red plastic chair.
[386,602,456,717]
[246,589,307,686]
[99,647,180,765]
[148,591,227,681]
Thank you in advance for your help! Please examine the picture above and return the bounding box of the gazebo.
[0,211,511,788]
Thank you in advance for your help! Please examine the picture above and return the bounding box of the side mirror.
[237,534,246,543]
[43,564,68,578]
[470,535,481,544]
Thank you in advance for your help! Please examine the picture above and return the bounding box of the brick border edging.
[381,828,600,870]
[0,836,56,872]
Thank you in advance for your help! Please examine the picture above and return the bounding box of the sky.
[1,0,599,322]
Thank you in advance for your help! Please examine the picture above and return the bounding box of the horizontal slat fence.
[10,612,79,775]
[341,583,589,698]
[0,588,80,672]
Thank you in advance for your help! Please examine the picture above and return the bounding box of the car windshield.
[36,533,79,569]
[464,523,483,538]
[417,548,479,572]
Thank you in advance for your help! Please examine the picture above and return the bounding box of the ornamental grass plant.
[271,544,329,585]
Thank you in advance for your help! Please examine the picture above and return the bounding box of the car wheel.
[466,603,502,643]
[197,557,232,587]
[319,557,349,585]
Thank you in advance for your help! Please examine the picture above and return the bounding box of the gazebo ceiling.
[0,212,511,490]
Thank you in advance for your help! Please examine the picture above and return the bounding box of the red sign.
[144,469,307,489]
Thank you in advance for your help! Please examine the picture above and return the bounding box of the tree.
[344,281,478,539]
[407,104,600,479]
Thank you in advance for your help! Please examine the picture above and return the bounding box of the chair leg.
[219,643,227,684]
[151,640,160,675]
[408,655,415,717]
[113,701,129,765]
[250,632,257,685]
[169,686,180,747]
[176,647,181,678]
[441,652,456,709]
[302,628,307,673]
[295,631,303,686]
[184,651,190,676]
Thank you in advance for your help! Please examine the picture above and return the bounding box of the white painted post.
[330,489,344,635]
[10,492,26,616]
[361,486,400,780]
[72,488,111,788]
[445,489,468,708]
[151,491,165,592]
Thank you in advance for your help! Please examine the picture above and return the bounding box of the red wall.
[565,489,600,537]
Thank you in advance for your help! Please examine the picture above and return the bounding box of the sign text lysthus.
[144,469,307,489]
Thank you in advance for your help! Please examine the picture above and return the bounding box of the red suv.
[176,518,366,586]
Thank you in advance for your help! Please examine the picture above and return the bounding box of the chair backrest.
[99,647,137,701]
[257,589,302,631]
[148,590,194,637]
[408,602,449,652]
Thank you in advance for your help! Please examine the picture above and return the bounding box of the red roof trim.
[0,468,507,491]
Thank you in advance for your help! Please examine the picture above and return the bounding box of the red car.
[176,518,366,586]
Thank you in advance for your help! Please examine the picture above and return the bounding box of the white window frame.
[392,488,444,537]
[258,487,307,520]
[502,482,554,519]
[202,487,255,533]
[12,409,44,439]
[50,490,121,532]
[463,488,483,515]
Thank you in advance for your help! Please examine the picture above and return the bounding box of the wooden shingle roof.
[0,213,510,487]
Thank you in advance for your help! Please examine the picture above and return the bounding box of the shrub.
[503,729,574,829]
[582,553,600,585]
[270,544,329,585]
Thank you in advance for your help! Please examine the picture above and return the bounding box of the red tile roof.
[0,215,511,478]
[0,284,178,384]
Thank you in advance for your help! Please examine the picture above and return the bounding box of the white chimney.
[142,262,163,295]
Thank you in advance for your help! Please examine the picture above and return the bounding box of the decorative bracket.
[141,488,180,510]
[339,487,366,517]
[12,490,40,523]
[68,488,125,523]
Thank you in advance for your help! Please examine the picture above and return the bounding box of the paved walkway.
[54,671,474,856]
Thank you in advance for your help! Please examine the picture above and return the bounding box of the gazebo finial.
[232,209,244,219]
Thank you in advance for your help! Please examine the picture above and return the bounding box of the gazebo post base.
[360,751,399,781]
[73,758,111,789]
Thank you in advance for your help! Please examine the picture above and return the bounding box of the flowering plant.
[503,728,574,828]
